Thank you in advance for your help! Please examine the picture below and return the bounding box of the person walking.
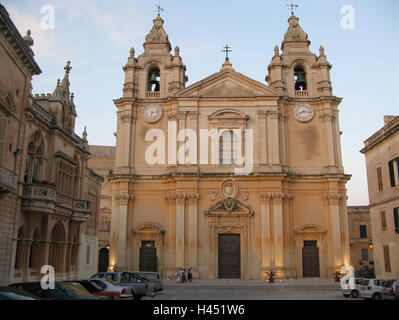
[188,267,193,282]
[182,268,187,283]
[176,267,183,283]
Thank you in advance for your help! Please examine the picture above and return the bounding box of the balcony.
[72,200,93,222]
[295,90,309,97]
[0,166,18,194]
[21,184,57,213]
[146,91,160,99]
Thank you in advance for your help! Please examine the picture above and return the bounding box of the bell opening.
[148,68,160,92]
[294,66,307,91]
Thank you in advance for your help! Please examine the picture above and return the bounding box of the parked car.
[9,281,100,300]
[64,280,115,300]
[381,279,399,300]
[0,286,41,300]
[359,279,386,300]
[89,278,133,300]
[341,277,364,298]
[91,272,155,300]
[131,272,163,292]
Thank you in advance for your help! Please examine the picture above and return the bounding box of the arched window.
[24,131,44,184]
[29,229,40,270]
[73,155,80,198]
[15,226,25,270]
[294,66,307,91]
[48,222,66,272]
[147,68,160,92]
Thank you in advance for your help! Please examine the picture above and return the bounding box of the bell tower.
[266,12,333,98]
[121,15,187,100]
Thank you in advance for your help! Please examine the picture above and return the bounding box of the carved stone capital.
[116,194,133,205]
[188,111,198,120]
[187,193,200,203]
[175,193,186,204]
[267,111,279,120]
[178,112,187,120]
[257,111,267,119]
[325,193,342,205]
[259,192,272,203]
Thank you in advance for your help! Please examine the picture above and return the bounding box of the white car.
[359,279,386,300]
[89,278,133,300]
[341,278,364,298]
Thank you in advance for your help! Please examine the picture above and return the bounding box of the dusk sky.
[3,0,399,206]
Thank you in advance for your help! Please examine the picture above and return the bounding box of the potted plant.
[333,271,340,282]
[266,271,276,283]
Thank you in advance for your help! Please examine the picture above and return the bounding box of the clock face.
[142,104,163,123]
[293,103,314,122]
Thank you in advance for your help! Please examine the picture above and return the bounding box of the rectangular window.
[0,117,7,165]
[377,167,383,191]
[380,211,387,231]
[361,249,369,261]
[383,245,391,273]
[86,245,90,265]
[394,207,399,233]
[388,158,399,187]
[100,216,110,231]
[359,225,367,238]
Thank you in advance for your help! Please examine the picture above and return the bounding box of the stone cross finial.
[319,45,325,56]
[222,44,232,61]
[287,1,298,14]
[130,47,135,57]
[274,45,279,56]
[174,46,180,56]
[64,61,72,73]
[155,0,164,17]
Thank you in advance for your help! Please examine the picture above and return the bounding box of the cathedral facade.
[107,13,351,279]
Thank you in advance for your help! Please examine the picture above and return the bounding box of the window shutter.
[388,160,395,187]
[377,167,383,191]
[380,211,387,231]
[394,207,399,233]
[383,245,391,273]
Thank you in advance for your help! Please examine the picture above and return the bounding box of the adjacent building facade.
[361,115,399,278]
[0,4,103,285]
[106,13,351,279]
[347,206,373,273]
[0,4,41,286]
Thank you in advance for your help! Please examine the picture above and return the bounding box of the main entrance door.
[218,234,240,279]
[302,240,320,277]
[139,241,157,272]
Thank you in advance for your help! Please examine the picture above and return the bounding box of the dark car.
[9,281,100,300]
[0,287,41,300]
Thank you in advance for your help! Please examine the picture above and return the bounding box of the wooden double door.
[218,234,241,279]
[139,241,157,272]
[302,240,320,277]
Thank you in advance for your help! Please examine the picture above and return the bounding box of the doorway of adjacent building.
[98,248,109,272]
[302,240,320,277]
[139,241,157,272]
[218,234,240,279]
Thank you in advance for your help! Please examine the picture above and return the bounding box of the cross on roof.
[155,0,164,17]
[287,1,299,14]
[222,44,232,61]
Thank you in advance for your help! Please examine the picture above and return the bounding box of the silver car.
[381,279,399,300]
[131,271,163,292]
[91,272,155,300]
[359,279,386,300]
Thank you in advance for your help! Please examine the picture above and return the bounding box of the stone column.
[175,193,186,268]
[267,111,280,165]
[257,111,268,165]
[326,193,343,268]
[320,109,336,167]
[272,193,284,267]
[116,194,131,269]
[259,193,271,267]
[187,193,199,270]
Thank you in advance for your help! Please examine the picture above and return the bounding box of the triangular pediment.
[176,69,281,98]
[0,90,16,114]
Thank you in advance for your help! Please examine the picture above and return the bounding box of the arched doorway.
[48,222,66,272]
[98,248,109,272]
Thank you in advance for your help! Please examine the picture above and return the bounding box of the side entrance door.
[139,241,157,272]
[218,234,240,279]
